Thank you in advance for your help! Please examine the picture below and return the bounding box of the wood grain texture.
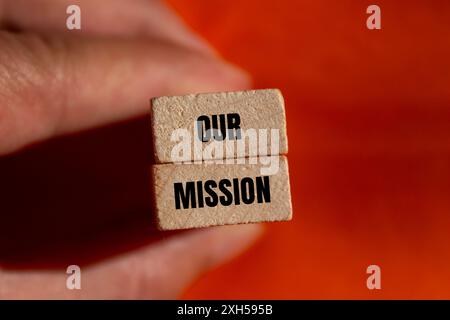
[150,89,288,163]
[152,156,292,230]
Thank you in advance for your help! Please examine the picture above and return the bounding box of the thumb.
[0,224,263,299]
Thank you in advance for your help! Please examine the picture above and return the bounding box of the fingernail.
[174,54,253,94]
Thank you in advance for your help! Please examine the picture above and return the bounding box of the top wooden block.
[150,89,288,164]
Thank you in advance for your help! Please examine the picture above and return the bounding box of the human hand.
[0,0,262,299]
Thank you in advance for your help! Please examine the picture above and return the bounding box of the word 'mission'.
[174,176,271,209]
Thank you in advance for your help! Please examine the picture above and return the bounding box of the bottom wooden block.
[152,156,292,230]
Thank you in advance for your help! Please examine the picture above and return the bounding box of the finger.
[0,224,263,299]
[0,0,211,53]
[0,32,250,156]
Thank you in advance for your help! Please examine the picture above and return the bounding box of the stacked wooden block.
[150,89,292,230]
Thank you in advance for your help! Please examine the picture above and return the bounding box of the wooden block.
[150,89,288,164]
[152,155,292,230]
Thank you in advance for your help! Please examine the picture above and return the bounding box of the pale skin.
[0,0,262,299]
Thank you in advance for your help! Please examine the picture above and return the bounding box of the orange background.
[166,0,450,299]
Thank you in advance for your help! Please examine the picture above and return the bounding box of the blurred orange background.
[167,0,450,299]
